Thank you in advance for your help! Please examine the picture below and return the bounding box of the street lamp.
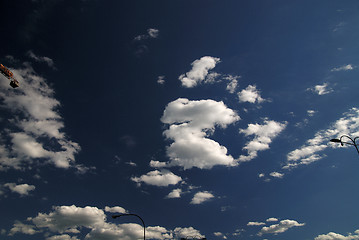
[330,135,359,156]
[112,213,145,240]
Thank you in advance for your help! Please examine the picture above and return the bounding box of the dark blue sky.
[1,1,359,240]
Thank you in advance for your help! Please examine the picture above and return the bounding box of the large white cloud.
[179,56,220,88]
[239,120,287,162]
[257,219,305,236]
[131,170,182,187]
[284,108,359,169]
[315,229,359,240]
[161,98,240,170]
[9,205,204,240]
[0,62,81,171]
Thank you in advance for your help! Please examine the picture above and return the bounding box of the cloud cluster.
[239,120,287,162]
[315,229,359,240]
[9,205,204,240]
[179,56,220,88]
[257,219,305,236]
[161,98,240,169]
[0,62,81,171]
[284,108,359,169]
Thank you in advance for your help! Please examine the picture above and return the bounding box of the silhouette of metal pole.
[330,135,359,156]
[112,213,145,240]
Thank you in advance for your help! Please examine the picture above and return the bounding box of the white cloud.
[239,120,287,162]
[0,63,81,171]
[266,218,278,222]
[104,206,127,214]
[149,160,167,168]
[190,191,214,204]
[308,83,333,95]
[269,172,284,178]
[224,75,240,94]
[27,50,55,69]
[331,64,354,72]
[307,110,317,117]
[247,222,265,226]
[134,28,159,41]
[161,98,240,170]
[284,108,359,169]
[4,183,35,196]
[214,232,227,239]
[258,219,305,236]
[166,188,182,199]
[315,229,359,240]
[131,170,182,187]
[258,173,265,178]
[179,56,220,88]
[237,85,265,103]
[157,76,165,84]
[10,205,204,240]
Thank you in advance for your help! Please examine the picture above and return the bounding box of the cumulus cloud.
[266,218,278,222]
[224,75,240,94]
[27,50,55,69]
[4,183,35,196]
[257,219,305,236]
[331,64,354,72]
[190,191,214,204]
[269,172,284,178]
[166,188,182,199]
[308,83,333,95]
[239,120,287,162]
[161,98,240,169]
[0,63,81,171]
[9,205,204,240]
[237,85,265,103]
[284,108,359,169]
[315,229,359,240]
[131,170,182,187]
[104,206,127,214]
[179,56,220,88]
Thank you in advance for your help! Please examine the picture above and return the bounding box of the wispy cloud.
[247,222,265,226]
[257,219,305,236]
[157,75,165,84]
[331,64,354,72]
[161,98,240,169]
[9,205,205,239]
[284,108,359,170]
[307,83,333,95]
[179,56,220,88]
[134,28,160,41]
[26,50,56,69]
[239,120,287,162]
[224,75,240,94]
[0,62,81,171]
[269,172,284,178]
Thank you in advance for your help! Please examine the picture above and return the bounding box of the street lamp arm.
[112,213,145,240]
[330,135,359,156]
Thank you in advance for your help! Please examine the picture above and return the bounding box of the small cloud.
[190,191,214,204]
[125,161,137,167]
[258,173,265,178]
[331,64,354,72]
[266,218,279,222]
[166,188,182,199]
[247,222,265,226]
[134,28,159,41]
[224,75,240,94]
[104,206,127,214]
[237,85,265,104]
[149,160,167,168]
[269,172,284,178]
[258,219,305,236]
[307,83,333,95]
[179,56,220,88]
[27,50,56,69]
[157,75,165,84]
[307,110,316,117]
[4,183,35,196]
[131,170,182,187]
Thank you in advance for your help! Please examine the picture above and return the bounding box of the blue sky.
[1,0,359,240]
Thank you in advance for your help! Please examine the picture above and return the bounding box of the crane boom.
[0,64,19,88]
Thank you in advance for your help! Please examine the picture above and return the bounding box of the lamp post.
[330,135,359,156]
[112,213,145,240]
